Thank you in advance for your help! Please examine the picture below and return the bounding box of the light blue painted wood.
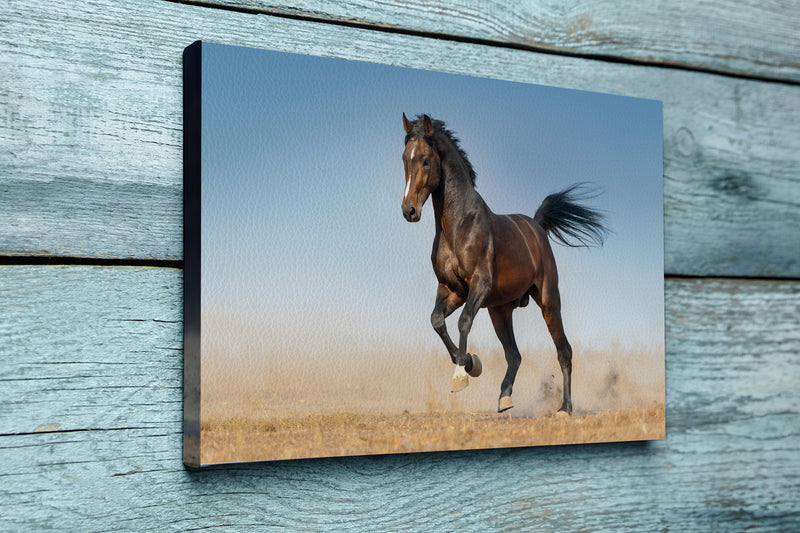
[2,0,799,529]
[0,266,183,435]
[196,0,800,82]
[0,0,799,276]
[1,267,798,530]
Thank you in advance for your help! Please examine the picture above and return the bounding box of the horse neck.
[431,141,484,235]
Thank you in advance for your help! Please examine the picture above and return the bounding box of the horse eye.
[423,159,430,167]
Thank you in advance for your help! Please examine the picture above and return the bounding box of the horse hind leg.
[488,304,522,413]
[555,337,573,416]
[540,291,573,415]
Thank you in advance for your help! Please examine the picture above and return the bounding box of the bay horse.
[401,114,608,414]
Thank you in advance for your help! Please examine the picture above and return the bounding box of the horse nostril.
[403,203,420,221]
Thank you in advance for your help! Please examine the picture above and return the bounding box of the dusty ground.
[200,344,664,464]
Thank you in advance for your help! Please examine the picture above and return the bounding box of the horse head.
[401,113,441,222]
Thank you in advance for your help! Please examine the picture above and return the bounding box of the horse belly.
[485,216,539,306]
[486,256,535,306]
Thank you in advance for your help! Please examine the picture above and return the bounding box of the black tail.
[534,183,609,247]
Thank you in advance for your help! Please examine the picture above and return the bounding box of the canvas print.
[183,41,665,466]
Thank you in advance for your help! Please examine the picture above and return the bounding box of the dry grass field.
[200,344,664,464]
[202,406,665,464]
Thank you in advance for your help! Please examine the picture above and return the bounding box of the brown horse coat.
[402,113,607,413]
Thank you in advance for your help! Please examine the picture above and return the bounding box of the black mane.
[405,115,477,186]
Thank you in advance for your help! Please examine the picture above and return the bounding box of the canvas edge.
[658,99,667,441]
[183,40,203,468]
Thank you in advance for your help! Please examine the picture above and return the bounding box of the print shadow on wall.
[183,40,665,466]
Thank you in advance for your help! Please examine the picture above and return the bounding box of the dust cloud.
[202,342,664,422]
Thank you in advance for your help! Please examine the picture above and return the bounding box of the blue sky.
[200,42,664,362]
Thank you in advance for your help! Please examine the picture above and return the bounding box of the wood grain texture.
[3,0,799,530]
[192,0,800,82]
[1,266,798,530]
[1,0,799,276]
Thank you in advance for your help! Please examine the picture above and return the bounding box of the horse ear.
[423,115,434,136]
[403,113,412,133]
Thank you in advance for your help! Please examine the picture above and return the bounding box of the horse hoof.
[467,353,482,377]
[451,365,469,392]
[555,410,570,419]
[498,396,513,412]
[451,375,469,392]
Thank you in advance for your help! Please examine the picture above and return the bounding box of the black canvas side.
[183,40,202,468]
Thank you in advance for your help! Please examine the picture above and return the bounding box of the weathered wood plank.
[1,0,799,276]
[1,266,798,530]
[0,266,183,434]
[192,0,800,83]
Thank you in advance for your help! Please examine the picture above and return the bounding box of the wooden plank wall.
[1,0,798,530]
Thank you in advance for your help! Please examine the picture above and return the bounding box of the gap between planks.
[1,258,798,283]
[0,256,183,269]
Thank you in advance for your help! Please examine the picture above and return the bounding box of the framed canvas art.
[183,41,665,466]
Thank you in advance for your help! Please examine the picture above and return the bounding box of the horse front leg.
[430,284,464,364]
[451,274,491,392]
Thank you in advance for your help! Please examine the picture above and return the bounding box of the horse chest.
[432,239,470,295]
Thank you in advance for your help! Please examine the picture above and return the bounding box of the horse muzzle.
[402,202,421,222]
